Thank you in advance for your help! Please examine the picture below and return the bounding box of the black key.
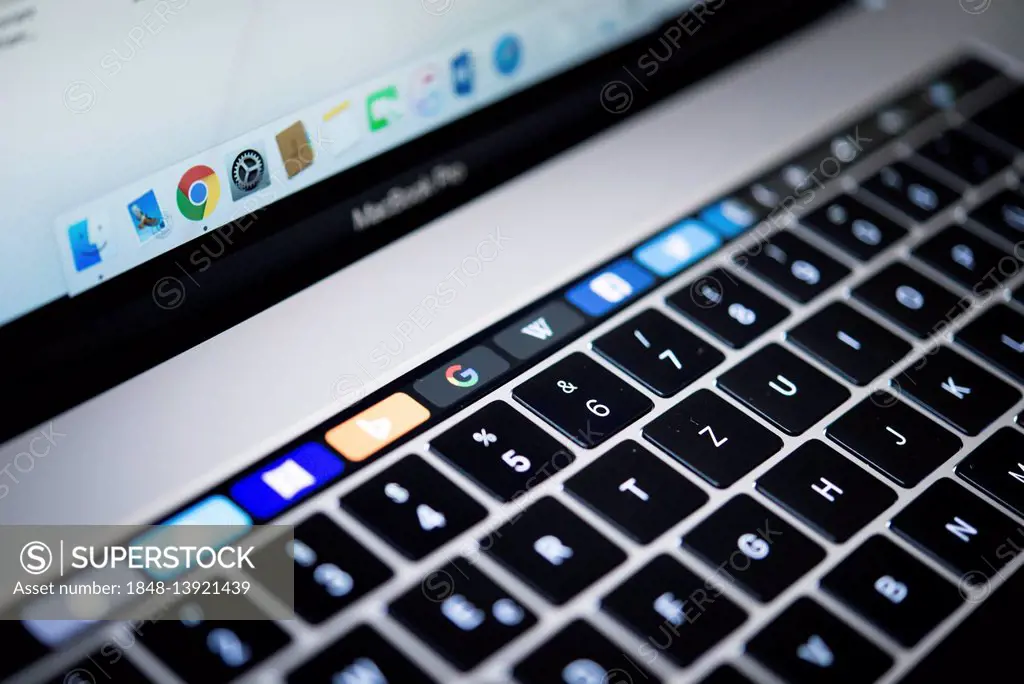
[746,598,893,684]
[917,128,1013,186]
[912,225,1016,292]
[668,268,790,348]
[643,389,783,488]
[956,428,1024,518]
[140,593,291,682]
[287,625,437,684]
[492,300,585,361]
[826,393,962,487]
[788,302,912,385]
[430,401,574,502]
[391,559,536,670]
[512,352,653,449]
[892,346,1020,436]
[340,455,487,560]
[971,86,1024,150]
[681,495,826,602]
[821,536,961,648]
[0,623,48,681]
[853,262,965,338]
[700,665,755,684]
[513,620,660,684]
[757,441,897,543]
[891,478,1021,580]
[968,188,1024,244]
[898,560,1024,683]
[592,309,724,397]
[48,654,152,684]
[718,344,851,435]
[565,440,709,543]
[956,304,1024,383]
[862,161,959,223]
[801,195,907,261]
[601,554,747,667]
[734,231,850,303]
[249,513,392,624]
[483,496,626,605]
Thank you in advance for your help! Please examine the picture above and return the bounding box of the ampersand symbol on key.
[556,380,577,394]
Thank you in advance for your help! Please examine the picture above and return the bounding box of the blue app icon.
[452,50,475,96]
[230,443,344,520]
[494,34,522,76]
[137,495,252,580]
[67,219,106,272]
[700,198,758,238]
[633,219,721,277]
[566,258,655,317]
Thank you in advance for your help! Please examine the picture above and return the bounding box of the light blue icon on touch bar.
[700,197,758,238]
[633,219,722,277]
[134,494,252,580]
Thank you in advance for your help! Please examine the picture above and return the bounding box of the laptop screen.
[1,0,688,326]
[0,0,837,441]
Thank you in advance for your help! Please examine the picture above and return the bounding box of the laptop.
[2,0,1024,681]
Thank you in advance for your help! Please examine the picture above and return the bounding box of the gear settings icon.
[227,147,270,199]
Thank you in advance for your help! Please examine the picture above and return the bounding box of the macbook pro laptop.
[2,0,1024,681]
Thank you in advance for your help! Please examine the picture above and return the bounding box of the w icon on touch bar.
[521,317,553,340]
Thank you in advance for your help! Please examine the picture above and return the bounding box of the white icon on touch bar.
[521,317,553,340]
[589,272,632,304]
[260,459,315,500]
[721,199,756,226]
[664,234,694,260]
[357,417,391,441]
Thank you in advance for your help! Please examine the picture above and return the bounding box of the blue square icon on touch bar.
[230,443,344,520]
[633,219,721,277]
[700,197,759,238]
[566,258,655,317]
